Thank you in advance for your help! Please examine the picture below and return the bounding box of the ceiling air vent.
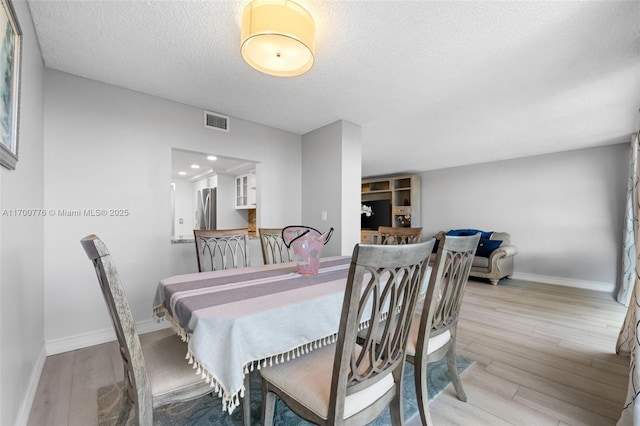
[204,111,229,132]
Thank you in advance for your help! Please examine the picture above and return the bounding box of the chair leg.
[413,360,434,426]
[446,342,467,402]
[389,372,404,426]
[242,374,251,426]
[261,379,276,426]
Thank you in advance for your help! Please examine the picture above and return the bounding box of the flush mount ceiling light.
[241,0,315,77]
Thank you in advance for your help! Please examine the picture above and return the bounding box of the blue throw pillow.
[476,238,502,257]
[446,229,493,239]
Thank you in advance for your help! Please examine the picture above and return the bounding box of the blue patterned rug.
[98,355,473,425]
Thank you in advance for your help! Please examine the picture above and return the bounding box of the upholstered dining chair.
[260,240,435,426]
[80,235,211,426]
[376,226,423,245]
[193,228,249,272]
[258,227,294,265]
[410,233,480,425]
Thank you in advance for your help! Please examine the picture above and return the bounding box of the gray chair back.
[328,240,434,423]
[422,234,480,336]
[412,233,480,425]
[258,228,294,264]
[81,234,152,426]
[193,228,249,272]
[376,226,423,245]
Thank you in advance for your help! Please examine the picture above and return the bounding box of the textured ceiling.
[28,0,640,176]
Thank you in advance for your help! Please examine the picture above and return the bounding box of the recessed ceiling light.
[207,155,218,161]
[190,164,200,169]
[178,171,187,175]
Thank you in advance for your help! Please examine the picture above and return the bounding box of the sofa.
[434,229,518,285]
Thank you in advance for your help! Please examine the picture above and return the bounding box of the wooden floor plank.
[68,344,119,426]
[459,319,595,367]
[592,357,630,377]
[559,341,629,366]
[486,361,622,420]
[514,386,614,426]
[27,352,73,426]
[428,391,515,426]
[464,341,627,392]
[461,364,520,399]
[461,381,559,426]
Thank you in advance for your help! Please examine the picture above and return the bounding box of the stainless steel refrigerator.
[196,187,217,230]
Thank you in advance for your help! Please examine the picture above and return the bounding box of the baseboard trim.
[14,342,47,426]
[510,272,614,293]
[45,319,171,356]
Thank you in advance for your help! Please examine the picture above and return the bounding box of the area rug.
[97,355,473,425]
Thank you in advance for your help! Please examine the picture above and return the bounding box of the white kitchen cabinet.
[235,171,256,209]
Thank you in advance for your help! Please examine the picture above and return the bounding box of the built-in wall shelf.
[360,174,421,243]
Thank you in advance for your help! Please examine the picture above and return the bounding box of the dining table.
[152,256,355,423]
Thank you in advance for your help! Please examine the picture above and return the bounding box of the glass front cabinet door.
[235,171,256,209]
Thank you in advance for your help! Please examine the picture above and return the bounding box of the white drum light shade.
[241,0,315,77]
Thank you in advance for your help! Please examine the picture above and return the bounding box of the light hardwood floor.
[28,278,629,425]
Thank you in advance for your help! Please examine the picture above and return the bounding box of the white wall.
[43,70,302,348]
[172,179,194,237]
[420,143,628,291]
[340,122,362,256]
[301,120,361,257]
[0,1,45,424]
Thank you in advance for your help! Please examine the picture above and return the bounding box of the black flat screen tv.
[361,199,392,230]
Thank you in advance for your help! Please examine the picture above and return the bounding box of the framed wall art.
[0,0,21,170]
